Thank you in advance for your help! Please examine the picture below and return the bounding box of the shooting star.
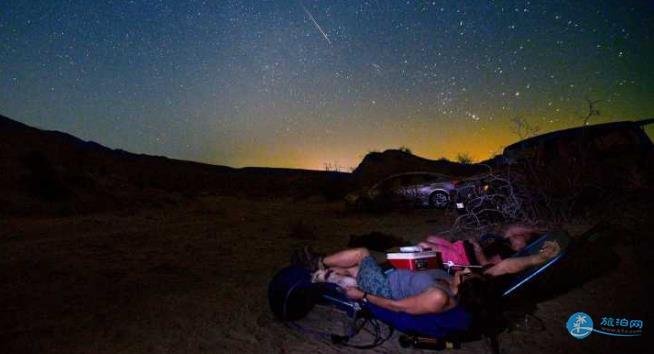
[300,2,332,45]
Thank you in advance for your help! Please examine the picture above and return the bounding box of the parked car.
[345,172,457,210]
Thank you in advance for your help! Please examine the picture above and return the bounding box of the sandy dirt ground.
[1,196,650,353]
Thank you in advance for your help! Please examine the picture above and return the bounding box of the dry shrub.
[509,139,652,223]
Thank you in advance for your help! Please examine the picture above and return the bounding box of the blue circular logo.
[566,312,594,339]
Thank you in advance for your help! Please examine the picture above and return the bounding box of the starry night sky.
[2,1,653,170]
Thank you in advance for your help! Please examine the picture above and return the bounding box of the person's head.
[455,271,504,337]
[503,223,544,251]
[480,235,515,259]
[507,233,529,251]
[452,269,500,315]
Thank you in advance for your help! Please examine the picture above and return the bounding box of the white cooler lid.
[386,251,439,260]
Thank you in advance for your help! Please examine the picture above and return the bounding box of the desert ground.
[1,194,650,353]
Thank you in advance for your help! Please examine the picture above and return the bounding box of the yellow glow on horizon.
[211,101,652,171]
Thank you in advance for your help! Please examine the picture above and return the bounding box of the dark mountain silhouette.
[503,119,653,162]
[0,114,350,215]
[2,113,652,216]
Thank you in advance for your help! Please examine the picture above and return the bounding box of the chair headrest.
[502,230,571,297]
[512,230,570,258]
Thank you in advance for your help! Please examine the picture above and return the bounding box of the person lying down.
[418,224,544,269]
[311,268,357,288]
[297,231,560,316]
[311,239,560,290]
[302,247,488,315]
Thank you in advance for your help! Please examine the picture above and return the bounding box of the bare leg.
[328,265,360,278]
[323,247,369,270]
[311,268,358,288]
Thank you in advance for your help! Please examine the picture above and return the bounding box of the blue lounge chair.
[269,230,571,350]
[501,230,570,297]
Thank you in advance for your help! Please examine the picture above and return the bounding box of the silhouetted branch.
[580,97,602,126]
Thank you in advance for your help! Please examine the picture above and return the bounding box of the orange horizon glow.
[210,108,653,171]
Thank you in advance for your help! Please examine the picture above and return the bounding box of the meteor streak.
[300,2,331,45]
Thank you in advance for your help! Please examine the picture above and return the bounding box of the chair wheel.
[398,335,412,348]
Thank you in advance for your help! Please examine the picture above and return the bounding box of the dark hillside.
[0,115,350,215]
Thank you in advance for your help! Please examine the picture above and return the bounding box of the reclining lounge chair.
[268,230,571,351]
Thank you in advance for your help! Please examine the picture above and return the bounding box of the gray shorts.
[356,256,392,298]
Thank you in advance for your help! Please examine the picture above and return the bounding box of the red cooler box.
[386,251,442,271]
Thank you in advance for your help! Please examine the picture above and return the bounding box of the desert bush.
[455,153,473,164]
[450,141,651,231]
[451,166,526,233]
[506,135,652,223]
[323,162,343,172]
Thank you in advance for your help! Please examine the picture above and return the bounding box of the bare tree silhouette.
[509,116,541,140]
[456,152,473,164]
[580,97,602,126]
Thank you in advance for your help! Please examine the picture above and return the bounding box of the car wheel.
[429,191,449,209]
